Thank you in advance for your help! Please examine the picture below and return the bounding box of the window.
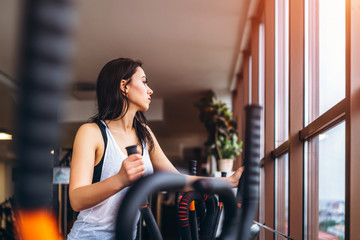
[304,0,346,125]
[304,122,345,240]
[275,0,289,147]
[258,19,266,240]
[304,0,346,238]
[259,165,266,240]
[259,21,265,160]
[249,56,253,104]
[275,153,289,239]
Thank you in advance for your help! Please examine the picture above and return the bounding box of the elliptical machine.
[115,105,262,240]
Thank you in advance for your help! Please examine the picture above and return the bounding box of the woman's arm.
[147,126,244,188]
[69,123,145,212]
[185,167,244,188]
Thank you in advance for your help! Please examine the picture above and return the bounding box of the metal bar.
[253,221,294,240]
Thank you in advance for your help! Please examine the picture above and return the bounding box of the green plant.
[216,134,243,159]
[194,90,243,161]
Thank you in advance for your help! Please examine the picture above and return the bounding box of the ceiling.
[0,0,252,147]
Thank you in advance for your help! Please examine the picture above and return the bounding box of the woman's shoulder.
[79,122,101,132]
[72,122,105,151]
[75,122,103,141]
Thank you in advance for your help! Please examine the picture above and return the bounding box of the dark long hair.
[90,58,154,152]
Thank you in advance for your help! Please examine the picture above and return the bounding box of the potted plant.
[194,91,243,172]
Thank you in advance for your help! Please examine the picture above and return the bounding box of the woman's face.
[125,67,153,111]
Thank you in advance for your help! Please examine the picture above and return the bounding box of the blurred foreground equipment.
[14,0,76,239]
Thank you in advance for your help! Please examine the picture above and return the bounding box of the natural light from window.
[304,0,345,125]
[304,122,345,240]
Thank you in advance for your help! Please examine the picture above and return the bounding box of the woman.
[67,58,243,239]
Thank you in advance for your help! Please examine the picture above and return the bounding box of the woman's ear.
[120,79,128,95]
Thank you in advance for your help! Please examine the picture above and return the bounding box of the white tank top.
[68,121,154,239]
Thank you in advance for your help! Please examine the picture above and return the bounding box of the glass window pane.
[249,56,252,104]
[304,122,345,240]
[259,166,266,240]
[258,20,266,240]
[259,22,265,160]
[304,0,346,125]
[275,153,289,239]
[275,0,289,147]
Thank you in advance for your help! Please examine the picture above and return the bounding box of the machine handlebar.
[115,172,186,240]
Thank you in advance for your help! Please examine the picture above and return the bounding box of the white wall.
[213,88,233,111]
[61,98,164,122]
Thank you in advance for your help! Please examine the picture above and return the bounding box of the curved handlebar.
[115,172,186,240]
[235,104,262,240]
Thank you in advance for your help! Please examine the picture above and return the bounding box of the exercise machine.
[115,105,262,240]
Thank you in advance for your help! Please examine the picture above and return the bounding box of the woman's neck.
[107,109,137,134]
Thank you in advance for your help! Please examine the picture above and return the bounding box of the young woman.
[67,58,243,239]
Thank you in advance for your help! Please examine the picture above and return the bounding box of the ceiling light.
[0,130,12,140]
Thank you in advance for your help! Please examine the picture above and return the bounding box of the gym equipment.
[115,173,237,240]
[234,105,261,240]
[177,161,220,240]
[188,160,199,240]
[125,145,162,240]
[192,179,238,240]
[212,172,227,239]
[116,105,262,240]
[13,0,75,239]
[115,172,187,240]
[177,105,262,240]
[177,190,219,240]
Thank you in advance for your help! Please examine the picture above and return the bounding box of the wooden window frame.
[264,0,276,238]
[255,16,266,240]
[275,153,289,238]
[233,73,245,170]
[288,0,305,239]
[348,0,359,238]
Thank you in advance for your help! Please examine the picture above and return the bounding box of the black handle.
[125,145,138,156]
[115,172,186,240]
[235,104,262,240]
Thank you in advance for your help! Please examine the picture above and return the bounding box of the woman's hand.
[118,151,146,187]
[227,167,244,188]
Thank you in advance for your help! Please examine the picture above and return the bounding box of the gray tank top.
[67,121,154,240]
